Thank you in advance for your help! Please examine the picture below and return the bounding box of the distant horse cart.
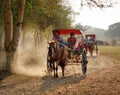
[47,29,88,78]
[85,34,98,57]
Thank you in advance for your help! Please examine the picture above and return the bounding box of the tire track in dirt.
[39,55,115,93]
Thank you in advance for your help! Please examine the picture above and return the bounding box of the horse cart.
[47,29,88,78]
[85,34,98,57]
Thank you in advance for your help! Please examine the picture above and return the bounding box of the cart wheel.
[47,53,53,72]
[81,48,88,75]
[95,41,99,56]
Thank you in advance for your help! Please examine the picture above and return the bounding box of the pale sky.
[70,0,120,30]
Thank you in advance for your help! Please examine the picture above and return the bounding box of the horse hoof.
[86,61,88,64]
[56,75,58,78]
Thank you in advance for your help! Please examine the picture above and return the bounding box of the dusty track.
[0,55,120,95]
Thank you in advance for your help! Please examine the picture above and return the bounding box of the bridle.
[48,41,57,57]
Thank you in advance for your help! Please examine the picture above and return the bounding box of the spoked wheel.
[47,53,53,72]
[81,48,88,75]
[82,63,87,75]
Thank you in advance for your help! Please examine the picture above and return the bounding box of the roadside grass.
[99,46,120,61]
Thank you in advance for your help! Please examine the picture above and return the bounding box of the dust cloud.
[12,34,48,77]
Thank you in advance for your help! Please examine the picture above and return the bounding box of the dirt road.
[0,55,120,95]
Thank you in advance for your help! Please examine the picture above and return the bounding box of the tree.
[23,0,72,46]
[75,23,87,32]
[3,0,26,72]
[2,0,117,73]
[78,0,117,8]
[105,22,120,39]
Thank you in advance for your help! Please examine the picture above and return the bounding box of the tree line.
[0,0,117,72]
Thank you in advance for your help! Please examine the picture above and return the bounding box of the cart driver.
[52,30,67,49]
[67,32,77,50]
[67,32,77,59]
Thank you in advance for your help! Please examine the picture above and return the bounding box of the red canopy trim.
[52,29,83,35]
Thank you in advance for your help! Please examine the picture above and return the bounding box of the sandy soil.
[0,55,120,95]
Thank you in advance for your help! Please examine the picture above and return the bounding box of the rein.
[57,41,74,52]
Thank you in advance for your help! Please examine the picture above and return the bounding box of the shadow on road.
[39,73,86,92]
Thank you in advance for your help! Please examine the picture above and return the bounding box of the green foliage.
[75,23,86,32]
[52,6,72,28]
[11,0,19,24]
[0,0,24,26]
[11,0,34,26]
[23,0,72,29]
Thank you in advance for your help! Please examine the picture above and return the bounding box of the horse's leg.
[91,47,94,57]
[56,66,58,78]
[53,62,56,78]
[91,44,95,57]
[91,49,93,57]
[55,62,59,78]
[89,49,92,57]
[61,66,65,77]
[90,50,92,57]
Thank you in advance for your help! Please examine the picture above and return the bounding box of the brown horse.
[48,41,68,78]
[87,40,96,57]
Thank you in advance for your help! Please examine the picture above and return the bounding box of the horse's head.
[87,39,96,52]
[48,40,57,55]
